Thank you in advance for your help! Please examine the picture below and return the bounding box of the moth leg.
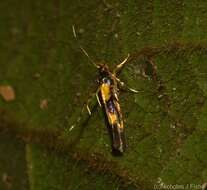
[115,76,140,93]
[96,89,101,107]
[86,104,92,115]
[84,93,96,116]
[84,87,101,116]
[113,54,130,74]
[120,83,140,94]
[69,88,99,132]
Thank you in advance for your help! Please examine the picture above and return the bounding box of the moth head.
[97,63,110,75]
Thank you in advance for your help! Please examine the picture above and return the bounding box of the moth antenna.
[72,25,99,68]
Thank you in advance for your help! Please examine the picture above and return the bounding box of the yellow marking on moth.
[108,112,117,125]
[100,83,111,102]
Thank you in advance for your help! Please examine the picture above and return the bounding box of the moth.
[72,26,138,155]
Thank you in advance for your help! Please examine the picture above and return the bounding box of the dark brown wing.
[103,90,126,155]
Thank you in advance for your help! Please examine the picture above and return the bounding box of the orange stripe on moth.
[107,112,118,125]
